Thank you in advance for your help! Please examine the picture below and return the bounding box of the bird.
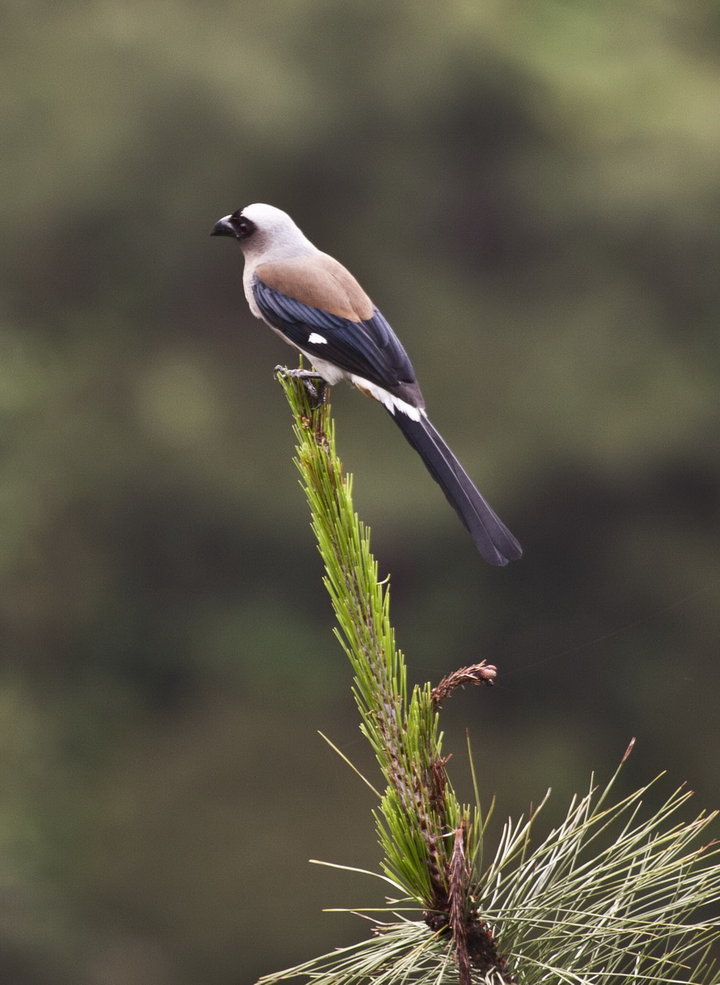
[211,203,522,566]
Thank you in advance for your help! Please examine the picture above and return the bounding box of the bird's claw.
[274,365,328,408]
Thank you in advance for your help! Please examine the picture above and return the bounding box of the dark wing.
[253,275,422,402]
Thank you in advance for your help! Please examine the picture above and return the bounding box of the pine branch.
[258,368,720,985]
[274,368,500,979]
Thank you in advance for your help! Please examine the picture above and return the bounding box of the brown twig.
[431,662,497,708]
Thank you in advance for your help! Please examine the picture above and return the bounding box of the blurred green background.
[2,0,719,981]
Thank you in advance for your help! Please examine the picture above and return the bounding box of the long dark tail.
[390,411,522,566]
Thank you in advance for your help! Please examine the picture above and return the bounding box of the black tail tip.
[479,532,523,566]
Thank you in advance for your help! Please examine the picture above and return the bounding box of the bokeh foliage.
[1,1,719,982]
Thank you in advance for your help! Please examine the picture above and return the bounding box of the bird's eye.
[237,217,256,238]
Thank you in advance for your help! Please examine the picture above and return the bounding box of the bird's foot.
[274,365,328,408]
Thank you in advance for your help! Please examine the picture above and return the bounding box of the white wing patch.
[308,332,327,345]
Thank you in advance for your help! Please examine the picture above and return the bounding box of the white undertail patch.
[293,352,423,418]
[350,375,424,421]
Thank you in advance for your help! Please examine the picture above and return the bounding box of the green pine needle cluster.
[263,369,719,985]
[275,369,479,914]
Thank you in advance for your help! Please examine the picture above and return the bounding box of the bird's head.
[211,203,316,262]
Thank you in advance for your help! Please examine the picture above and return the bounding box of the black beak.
[211,215,239,238]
